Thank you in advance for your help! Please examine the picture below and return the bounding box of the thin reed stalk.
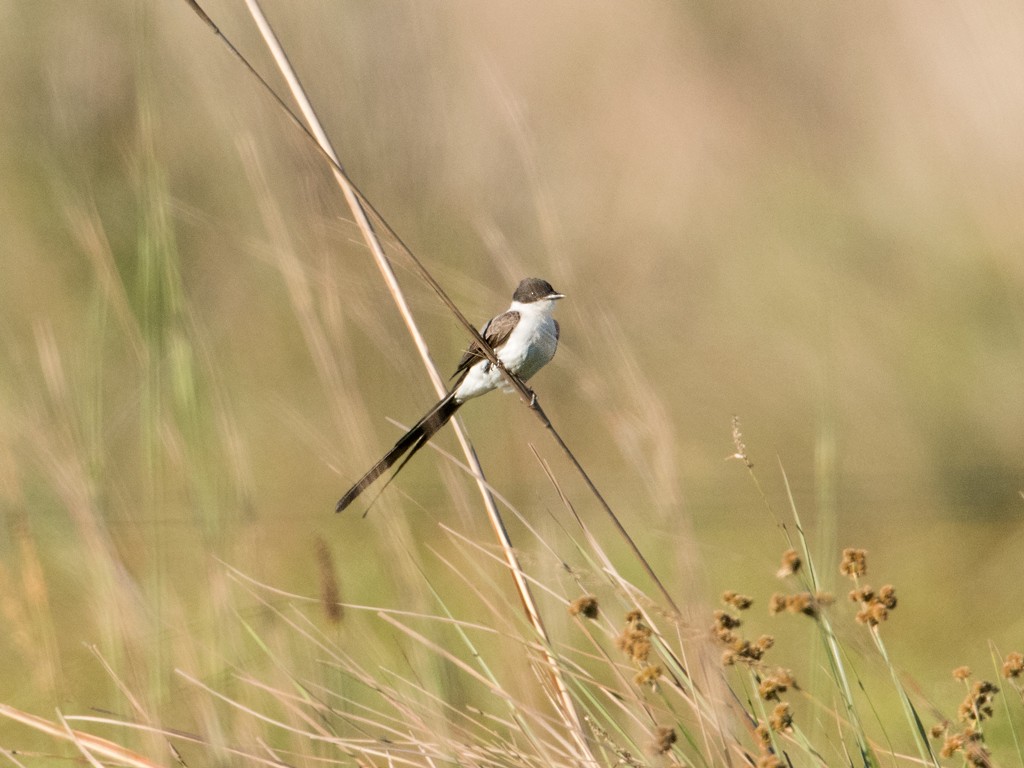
[229,0,594,760]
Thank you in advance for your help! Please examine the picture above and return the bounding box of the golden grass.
[3,2,1024,766]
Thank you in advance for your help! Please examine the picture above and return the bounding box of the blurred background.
[2,0,1023,755]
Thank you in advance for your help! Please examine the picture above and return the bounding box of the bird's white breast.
[454,299,559,402]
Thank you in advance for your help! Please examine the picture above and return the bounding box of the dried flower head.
[777,548,802,577]
[754,724,771,748]
[1002,651,1023,679]
[850,582,897,626]
[857,602,888,625]
[634,665,662,687]
[958,680,999,722]
[840,548,868,578]
[723,590,753,610]
[616,611,653,664]
[877,584,897,609]
[953,666,972,681]
[758,669,796,701]
[940,733,964,759]
[743,637,773,664]
[770,591,830,619]
[712,610,742,639]
[769,703,793,731]
[650,725,677,755]
[849,585,874,603]
[568,595,599,619]
[716,609,742,629]
[965,743,992,767]
[788,592,817,617]
[942,729,990,767]
[712,601,774,666]
[756,755,785,768]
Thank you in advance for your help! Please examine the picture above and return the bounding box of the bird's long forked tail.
[336,392,462,513]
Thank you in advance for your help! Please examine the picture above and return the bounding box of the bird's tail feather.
[335,393,461,512]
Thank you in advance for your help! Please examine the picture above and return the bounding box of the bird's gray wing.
[451,310,520,380]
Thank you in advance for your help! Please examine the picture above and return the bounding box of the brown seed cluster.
[754,724,771,749]
[752,722,783,765]
[1002,651,1023,679]
[936,727,990,766]
[634,664,663,687]
[776,548,802,577]
[769,591,834,618]
[715,574,795,768]
[848,584,897,626]
[839,547,868,578]
[769,702,793,732]
[722,590,753,610]
[713,609,774,666]
[724,635,776,667]
[932,665,1008,766]
[713,610,742,632]
[651,725,676,755]
[770,547,834,618]
[757,669,797,701]
[616,610,652,664]
[568,595,599,619]
[957,680,1000,723]
[953,666,972,681]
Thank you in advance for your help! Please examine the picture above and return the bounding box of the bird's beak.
[548,292,566,300]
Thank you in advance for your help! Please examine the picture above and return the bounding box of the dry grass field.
[1,3,1023,765]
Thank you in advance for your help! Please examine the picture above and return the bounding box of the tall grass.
[6,407,1023,766]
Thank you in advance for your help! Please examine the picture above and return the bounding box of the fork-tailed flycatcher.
[335,277,564,512]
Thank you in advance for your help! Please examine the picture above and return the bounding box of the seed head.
[1002,651,1023,679]
[769,703,793,731]
[777,548,802,577]
[634,664,662,687]
[568,595,599,619]
[651,725,676,755]
[840,548,868,578]
[723,590,753,610]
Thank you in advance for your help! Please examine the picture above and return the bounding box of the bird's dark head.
[513,278,565,304]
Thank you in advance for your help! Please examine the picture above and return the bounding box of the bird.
[336,277,565,512]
